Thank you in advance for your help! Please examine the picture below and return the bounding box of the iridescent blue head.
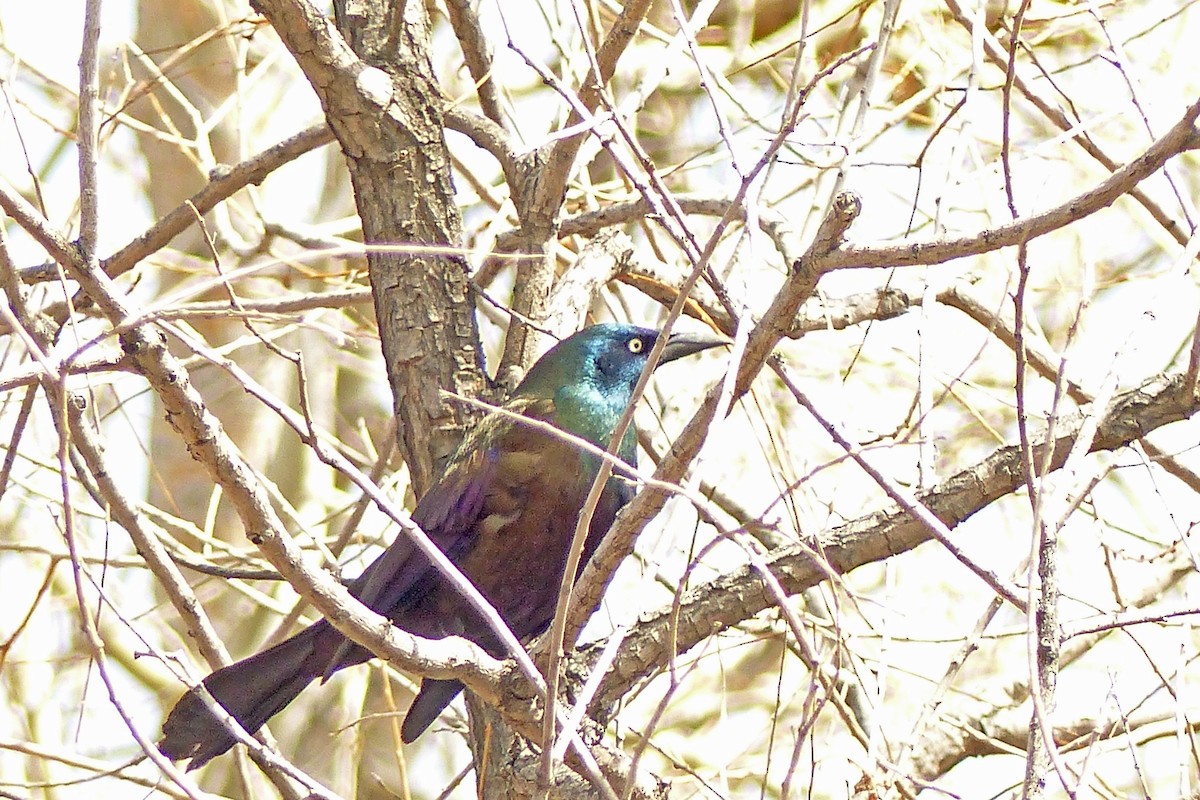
[516,323,728,459]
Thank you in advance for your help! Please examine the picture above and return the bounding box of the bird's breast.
[449,428,626,642]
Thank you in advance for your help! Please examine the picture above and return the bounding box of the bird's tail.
[401,678,464,742]
[161,623,467,764]
[159,624,336,769]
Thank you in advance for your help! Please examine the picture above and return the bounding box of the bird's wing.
[315,427,502,677]
[344,398,551,631]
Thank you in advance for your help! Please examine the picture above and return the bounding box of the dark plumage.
[158,323,727,768]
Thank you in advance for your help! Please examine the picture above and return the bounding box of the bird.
[158,322,727,768]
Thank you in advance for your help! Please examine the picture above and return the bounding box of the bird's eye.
[627,337,645,354]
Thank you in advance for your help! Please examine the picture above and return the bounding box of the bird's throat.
[553,383,639,467]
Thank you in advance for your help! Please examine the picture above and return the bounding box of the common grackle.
[159,323,726,767]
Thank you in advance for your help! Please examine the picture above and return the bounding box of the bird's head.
[515,323,728,450]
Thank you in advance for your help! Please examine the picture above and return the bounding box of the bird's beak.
[659,329,731,365]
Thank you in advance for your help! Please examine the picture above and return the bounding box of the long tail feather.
[400,678,464,743]
[160,626,328,769]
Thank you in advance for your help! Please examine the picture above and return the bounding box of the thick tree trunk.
[251,0,488,497]
[330,0,486,495]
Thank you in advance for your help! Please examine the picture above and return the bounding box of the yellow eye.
[628,337,645,354]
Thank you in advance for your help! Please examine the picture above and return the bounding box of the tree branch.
[585,372,1199,711]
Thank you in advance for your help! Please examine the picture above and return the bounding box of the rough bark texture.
[333,0,485,495]
[249,0,483,497]
[331,0,486,495]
